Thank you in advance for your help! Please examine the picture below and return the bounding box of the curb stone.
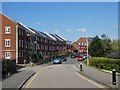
[102,69,120,76]
[17,71,35,90]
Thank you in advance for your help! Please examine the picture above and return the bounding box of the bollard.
[118,67,120,90]
[112,69,116,85]
[24,60,26,66]
[8,72,10,76]
[80,63,83,71]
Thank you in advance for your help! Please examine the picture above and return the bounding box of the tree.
[101,34,112,56]
[111,40,119,52]
[89,35,104,57]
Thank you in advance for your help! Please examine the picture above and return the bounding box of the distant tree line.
[89,34,118,57]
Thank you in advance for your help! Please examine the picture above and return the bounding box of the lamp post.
[80,29,89,65]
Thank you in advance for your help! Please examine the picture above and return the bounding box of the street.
[23,58,106,88]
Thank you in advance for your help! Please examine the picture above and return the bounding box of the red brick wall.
[0,14,2,60]
[72,37,87,53]
[1,13,16,60]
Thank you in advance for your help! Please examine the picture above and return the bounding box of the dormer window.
[5,26,10,34]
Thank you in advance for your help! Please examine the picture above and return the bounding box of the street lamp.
[80,29,89,65]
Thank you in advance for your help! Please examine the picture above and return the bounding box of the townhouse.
[72,37,87,54]
[50,34,66,52]
[1,13,72,64]
[1,13,17,63]
[66,40,73,52]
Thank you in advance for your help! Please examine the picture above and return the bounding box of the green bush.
[89,57,120,73]
[2,59,17,78]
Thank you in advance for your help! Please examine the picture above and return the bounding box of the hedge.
[2,59,17,78]
[88,57,120,73]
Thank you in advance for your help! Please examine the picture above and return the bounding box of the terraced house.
[0,13,72,64]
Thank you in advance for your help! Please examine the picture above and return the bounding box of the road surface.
[23,58,106,88]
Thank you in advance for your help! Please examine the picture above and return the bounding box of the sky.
[2,2,118,42]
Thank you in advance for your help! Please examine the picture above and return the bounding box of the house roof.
[76,37,86,43]
[41,32,55,41]
[50,34,62,41]
[1,13,67,42]
[44,32,56,41]
[19,22,36,34]
[72,42,79,50]
[29,28,45,38]
[55,34,66,41]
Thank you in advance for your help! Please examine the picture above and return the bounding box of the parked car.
[77,56,85,61]
[82,54,89,59]
[71,54,76,58]
[53,58,62,64]
[60,56,67,61]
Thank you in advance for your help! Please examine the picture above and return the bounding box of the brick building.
[0,13,17,62]
[1,13,72,64]
[72,37,87,54]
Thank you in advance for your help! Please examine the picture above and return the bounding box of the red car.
[77,56,85,61]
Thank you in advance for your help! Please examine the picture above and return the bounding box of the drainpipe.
[16,25,18,64]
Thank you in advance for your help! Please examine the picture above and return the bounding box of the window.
[25,42,27,48]
[5,39,10,47]
[22,52,23,57]
[19,52,21,57]
[19,29,23,35]
[19,29,21,35]
[21,30,24,35]
[5,52,10,59]
[5,26,10,34]
[19,40,21,47]
[22,40,24,47]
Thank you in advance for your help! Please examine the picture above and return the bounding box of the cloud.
[36,22,42,25]
[76,28,86,32]
[66,29,73,32]
[54,29,59,33]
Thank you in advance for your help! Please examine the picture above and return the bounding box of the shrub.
[89,57,120,73]
[2,59,17,78]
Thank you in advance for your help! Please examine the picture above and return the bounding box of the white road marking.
[75,72,104,88]
[73,65,80,71]
[73,65,104,88]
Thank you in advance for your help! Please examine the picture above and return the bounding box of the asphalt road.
[23,58,105,88]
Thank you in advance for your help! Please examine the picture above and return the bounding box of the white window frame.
[5,26,11,34]
[5,39,11,47]
[5,52,10,59]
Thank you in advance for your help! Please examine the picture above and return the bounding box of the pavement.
[74,62,120,88]
[2,69,35,89]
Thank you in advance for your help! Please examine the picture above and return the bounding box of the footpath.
[75,62,120,89]
[2,68,35,89]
